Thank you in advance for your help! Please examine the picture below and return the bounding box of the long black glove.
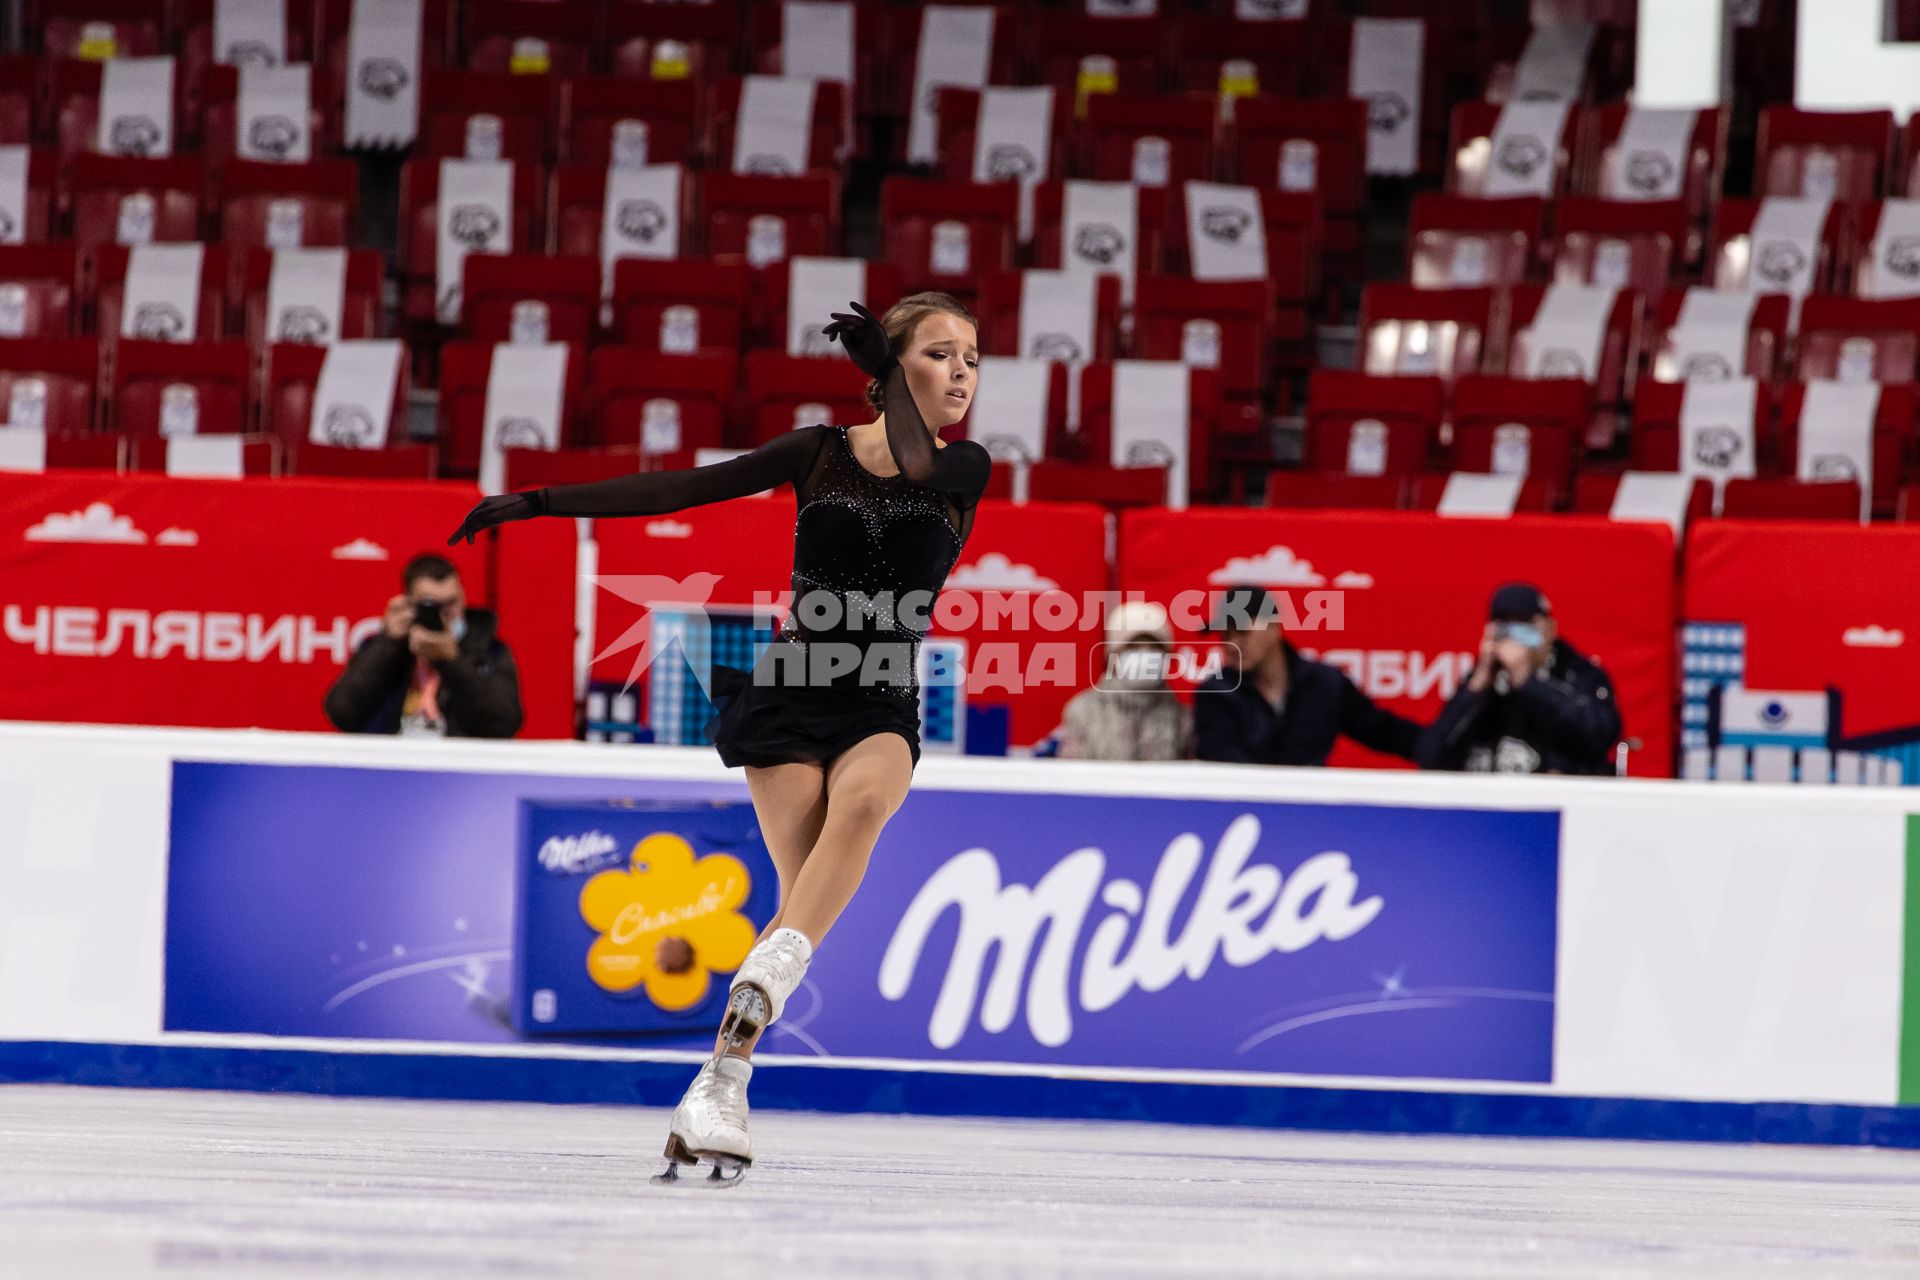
[447,489,547,546]
[821,300,897,380]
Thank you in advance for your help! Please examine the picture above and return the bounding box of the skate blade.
[652,1136,748,1189]
[718,983,771,1048]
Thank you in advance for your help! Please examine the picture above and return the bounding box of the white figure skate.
[653,1055,753,1188]
[718,926,814,1048]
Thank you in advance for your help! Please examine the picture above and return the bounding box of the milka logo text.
[878,815,1381,1049]
[538,830,620,875]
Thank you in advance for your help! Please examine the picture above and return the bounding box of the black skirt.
[704,657,923,770]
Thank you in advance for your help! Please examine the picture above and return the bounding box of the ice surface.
[0,1084,1916,1278]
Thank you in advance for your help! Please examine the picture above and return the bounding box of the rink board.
[1,722,1916,1146]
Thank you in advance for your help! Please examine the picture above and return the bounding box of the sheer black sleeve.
[536,426,829,518]
[877,365,992,508]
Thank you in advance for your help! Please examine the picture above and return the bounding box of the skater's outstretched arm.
[447,426,828,545]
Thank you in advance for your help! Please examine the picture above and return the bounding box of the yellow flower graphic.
[578,832,758,1011]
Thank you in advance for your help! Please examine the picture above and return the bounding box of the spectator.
[1193,584,1421,766]
[1051,600,1193,761]
[324,553,523,738]
[1416,582,1620,775]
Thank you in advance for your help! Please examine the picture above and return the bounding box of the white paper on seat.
[1017,269,1098,366]
[166,435,245,478]
[344,0,422,148]
[1744,196,1828,301]
[1604,107,1695,201]
[972,86,1054,242]
[0,146,26,246]
[0,425,46,471]
[310,339,404,448]
[600,163,682,304]
[1436,472,1523,516]
[121,243,204,342]
[266,247,347,345]
[98,57,175,158]
[1482,99,1570,197]
[1664,287,1755,383]
[1609,471,1694,538]
[479,342,569,495]
[215,0,287,66]
[1510,21,1593,101]
[907,6,995,166]
[781,0,854,85]
[1520,283,1616,380]
[786,256,867,357]
[1796,380,1877,522]
[235,63,311,163]
[1111,359,1189,510]
[966,357,1049,465]
[435,158,513,325]
[1864,198,1920,298]
[1679,376,1758,513]
[1349,18,1422,177]
[1237,0,1308,16]
[732,76,817,176]
[1061,180,1138,303]
[1184,181,1267,282]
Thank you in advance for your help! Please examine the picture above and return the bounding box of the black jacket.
[1415,638,1620,775]
[1193,643,1422,766]
[323,607,524,738]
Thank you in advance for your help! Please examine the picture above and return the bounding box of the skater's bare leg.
[718,761,827,1059]
[774,733,914,946]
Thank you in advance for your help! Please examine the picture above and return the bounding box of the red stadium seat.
[744,0,881,119]
[415,70,552,169]
[0,244,82,338]
[505,444,654,491]
[39,0,164,61]
[295,441,439,480]
[1406,471,1560,514]
[974,268,1124,363]
[261,342,413,454]
[1033,14,1164,111]
[174,0,318,95]
[110,338,250,437]
[395,157,541,328]
[1897,483,1920,521]
[605,0,742,82]
[1446,101,1579,198]
[131,432,279,476]
[1407,195,1545,289]
[547,163,697,261]
[1129,276,1273,402]
[1355,284,1499,386]
[1024,459,1168,509]
[238,247,384,349]
[1073,362,1222,503]
[741,350,871,446]
[931,86,1074,187]
[702,173,840,269]
[1777,381,1917,518]
[1645,289,1790,384]
[89,243,228,348]
[1304,370,1444,476]
[464,0,595,77]
[437,340,587,476]
[460,254,600,347]
[0,57,40,146]
[1450,375,1590,488]
[67,154,206,247]
[0,337,101,433]
[1166,185,1321,358]
[47,58,183,158]
[194,63,332,166]
[1577,105,1726,263]
[557,77,706,169]
[0,150,60,244]
[33,430,130,470]
[1169,15,1311,98]
[1504,284,1642,408]
[710,78,850,175]
[1264,470,1406,510]
[1707,197,1847,295]
[588,348,736,456]
[873,6,1022,131]
[610,258,753,359]
[1079,95,1220,188]
[1550,199,1689,297]
[1030,181,1172,284]
[214,158,356,254]
[1794,297,1920,384]
[1719,476,1864,521]
[1229,98,1369,267]
[1755,107,1895,204]
[1629,380,1774,472]
[878,178,1019,306]
[757,258,904,358]
[1572,471,1715,526]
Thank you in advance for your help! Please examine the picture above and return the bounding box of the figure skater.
[448,294,991,1184]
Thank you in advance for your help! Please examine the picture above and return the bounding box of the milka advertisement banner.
[165,762,1561,1083]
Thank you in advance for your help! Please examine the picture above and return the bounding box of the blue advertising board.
[166,761,1560,1083]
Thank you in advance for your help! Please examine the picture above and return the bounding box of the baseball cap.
[1106,600,1172,645]
[1204,584,1283,633]
[1488,582,1552,622]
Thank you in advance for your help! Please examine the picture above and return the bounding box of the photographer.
[1416,582,1620,775]
[323,553,523,738]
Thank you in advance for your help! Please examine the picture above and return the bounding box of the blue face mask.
[1500,621,1544,649]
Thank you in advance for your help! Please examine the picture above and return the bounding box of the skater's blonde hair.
[864,292,979,412]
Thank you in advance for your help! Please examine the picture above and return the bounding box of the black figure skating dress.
[530,411,991,770]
